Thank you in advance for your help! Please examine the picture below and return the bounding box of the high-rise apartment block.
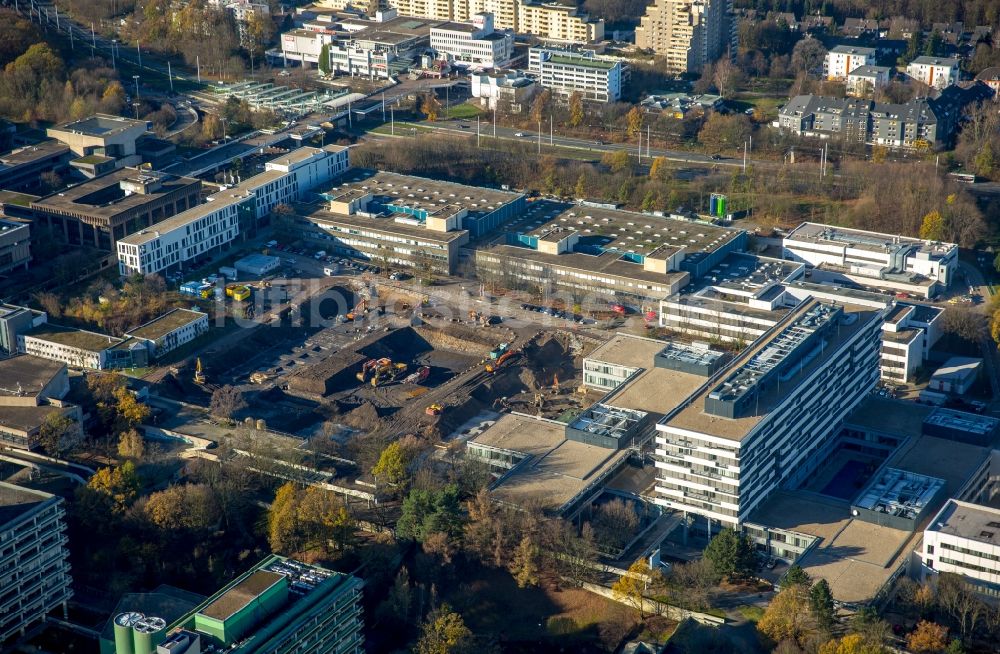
[635,0,735,73]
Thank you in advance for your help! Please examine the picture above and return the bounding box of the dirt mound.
[343,401,382,430]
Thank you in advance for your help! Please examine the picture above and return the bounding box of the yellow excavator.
[194,358,206,384]
[372,362,408,387]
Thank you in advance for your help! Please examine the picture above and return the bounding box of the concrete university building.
[655,297,890,528]
[0,482,73,645]
[100,555,363,654]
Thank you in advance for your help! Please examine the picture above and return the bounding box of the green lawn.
[737,604,765,623]
[444,102,485,120]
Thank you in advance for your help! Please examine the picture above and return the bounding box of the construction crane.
[193,358,206,385]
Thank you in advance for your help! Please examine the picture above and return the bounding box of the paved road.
[958,260,1000,412]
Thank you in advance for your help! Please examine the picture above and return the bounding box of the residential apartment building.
[101,555,363,654]
[299,169,525,275]
[654,298,889,528]
[635,0,735,74]
[922,499,1000,599]
[846,65,890,97]
[471,69,537,111]
[0,482,73,645]
[776,85,991,149]
[516,2,604,43]
[0,219,30,274]
[391,0,456,20]
[430,13,514,69]
[24,168,202,251]
[528,47,625,102]
[117,146,349,276]
[825,45,876,80]
[906,56,959,89]
[782,222,957,298]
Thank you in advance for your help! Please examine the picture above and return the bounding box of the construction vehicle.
[488,342,510,360]
[403,366,431,384]
[356,357,392,383]
[485,349,517,374]
[249,371,270,384]
[372,362,408,387]
[226,284,252,302]
[345,298,368,322]
[425,403,443,416]
[193,358,206,384]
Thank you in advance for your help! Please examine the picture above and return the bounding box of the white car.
[514,132,526,137]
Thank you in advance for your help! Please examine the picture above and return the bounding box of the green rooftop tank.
[113,613,143,654]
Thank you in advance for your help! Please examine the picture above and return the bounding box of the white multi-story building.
[906,56,960,89]
[825,45,876,80]
[0,482,73,645]
[516,1,604,43]
[117,146,350,276]
[430,13,513,69]
[782,222,957,298]
[280,28,337,67]
[17,324,126,370]
[471,69,537,111]
[527,47,624,102]
[922,499,1000,599]
[654,297,889,528]
[583,333,672,391]
[846,65,891,97]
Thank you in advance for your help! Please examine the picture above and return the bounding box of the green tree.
[974,142,995,178]
[297,486,356,553]
[818,633,890,654]
[810,579,836,631]
[318,43,331,76]
[144,483,220,532]
[268,482,301,553]
[568,90,584,127]
[416,604,472,654]
[397,485,464,544]
[372,441,412,487]
[641,190,656,211]
[919,210,947,241]
[612,559,653,617]
[781,564,811,589]
[703,528,756,581]
[87,461,140,512]
[602,149,630,173]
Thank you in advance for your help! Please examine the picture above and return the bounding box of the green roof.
[548,55,615,70]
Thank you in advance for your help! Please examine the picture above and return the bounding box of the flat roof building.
[46,114,150,168]
[298,168,524,274]
[0,218,30,274]
[656,297,890,528]
[0,482,73,645]
[430,13,514,70]
[477,204,746,306]
[17,323,138,370]
[102,555,363,654]
[928,356,982,395]
[923,499,1000,599]
[125,308,210,359]
[27,168,202,250]
[0,354,77,451]
[783,221,958,298]
[528,47,626,102]
[0,141,71,192]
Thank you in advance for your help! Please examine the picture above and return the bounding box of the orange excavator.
[357,357,392,383]
[485,349,517,374]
